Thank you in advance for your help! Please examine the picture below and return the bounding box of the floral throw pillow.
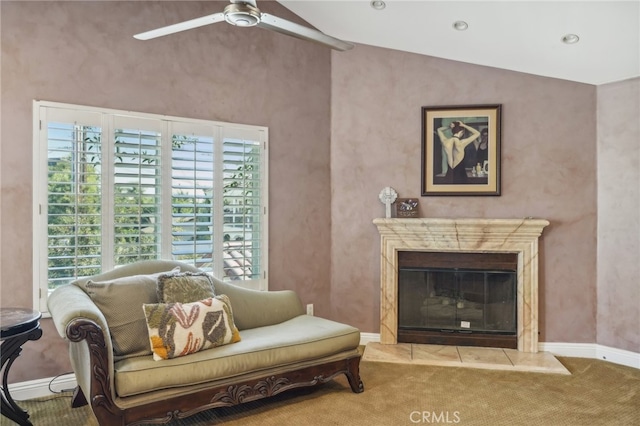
[143,295,241,361]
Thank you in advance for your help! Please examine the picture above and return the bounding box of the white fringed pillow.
[143,295,241,361]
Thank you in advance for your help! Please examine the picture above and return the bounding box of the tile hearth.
[363,342,570,375]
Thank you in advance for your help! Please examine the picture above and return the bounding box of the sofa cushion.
[143,295,241,361]
[114,315,360,397]
[157,271,216,303]
[84,269,177,359]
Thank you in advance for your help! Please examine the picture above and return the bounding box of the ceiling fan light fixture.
[370,1,386,11]
[562,34,580,44]
[224,3,261,27]
[453,20,469,31]
[134,0,353,51]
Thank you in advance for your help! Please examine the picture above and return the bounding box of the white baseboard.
[10,340,638,402]
[596,344,640,369]
[361,333,640,369]
[538,342,597,358]
[540,342,640,369]
[8,373,77,402]
[360,332,381,345]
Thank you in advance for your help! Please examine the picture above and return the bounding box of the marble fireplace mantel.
[373,218,550,353]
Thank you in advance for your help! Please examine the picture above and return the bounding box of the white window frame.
[33,101,269,314]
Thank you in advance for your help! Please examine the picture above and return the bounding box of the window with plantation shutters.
[170,123,215,269]
[33,101,268,313]
[222,134,263,281]
[42,110,104,287]
[112,117,163,266]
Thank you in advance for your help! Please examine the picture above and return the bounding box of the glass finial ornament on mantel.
[378,187,398,218]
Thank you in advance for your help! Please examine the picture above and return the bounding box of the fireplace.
[373,218,549,353]
[398,251,518,349]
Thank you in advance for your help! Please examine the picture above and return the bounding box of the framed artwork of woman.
[421,104,501,196]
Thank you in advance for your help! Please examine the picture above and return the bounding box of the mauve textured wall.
[597,78,640,353]
[1,1,332,382]
[329,44,599,345]
[1,1,637,385]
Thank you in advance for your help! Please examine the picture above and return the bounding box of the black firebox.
[397,251,518,349]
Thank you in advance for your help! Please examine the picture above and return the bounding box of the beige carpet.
[2,357,639,426]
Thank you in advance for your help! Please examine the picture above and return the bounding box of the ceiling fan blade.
[257,13,354,51]
[134,12,225,40]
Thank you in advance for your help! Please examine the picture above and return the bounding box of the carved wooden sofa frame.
[68,318,363,425]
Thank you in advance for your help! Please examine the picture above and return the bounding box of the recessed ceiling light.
[370,1,386,11]
[453,21,469,31]
[562,34,580,44]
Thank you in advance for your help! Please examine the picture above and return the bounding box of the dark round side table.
[1,308,43,426]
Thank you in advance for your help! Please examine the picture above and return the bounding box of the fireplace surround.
[374,218,549,353]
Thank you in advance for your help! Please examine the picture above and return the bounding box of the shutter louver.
[171,133,214,269]
[222,137,262,280]
[113,127,162,265]
[46,122,102,287]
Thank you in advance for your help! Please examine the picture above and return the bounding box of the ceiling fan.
[133,0,354,51]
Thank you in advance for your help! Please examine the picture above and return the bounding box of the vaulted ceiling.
[278,0,640,85]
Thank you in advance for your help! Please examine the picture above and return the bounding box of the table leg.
[1,327,43,426]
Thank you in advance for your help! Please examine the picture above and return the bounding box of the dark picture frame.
[421,104,501,196]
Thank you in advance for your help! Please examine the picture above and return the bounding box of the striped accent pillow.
[157,271,216,303]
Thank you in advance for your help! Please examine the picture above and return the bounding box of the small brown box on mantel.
[395,198,419,218]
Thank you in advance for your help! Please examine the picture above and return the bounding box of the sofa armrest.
[212,279,305,330]
[48,284,110,343]
[47,284,117,404]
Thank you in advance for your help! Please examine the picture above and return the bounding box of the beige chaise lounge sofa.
[48,260,363,425]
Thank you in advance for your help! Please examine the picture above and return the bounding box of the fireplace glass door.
[398,267,517,346]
